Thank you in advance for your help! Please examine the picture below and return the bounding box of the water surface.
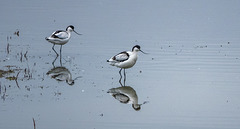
[1,0,240,129]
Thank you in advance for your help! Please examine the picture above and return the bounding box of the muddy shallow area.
[1,1,240,129]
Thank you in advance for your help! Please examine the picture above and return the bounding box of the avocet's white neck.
[132,47,140,52]
[66,73,74,85]
[66,27,73,33]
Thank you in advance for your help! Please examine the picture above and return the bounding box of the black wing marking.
[113,93,130,103]
[113,51,129,62]
[51,30,67,39]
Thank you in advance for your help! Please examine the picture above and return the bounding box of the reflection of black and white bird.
[45,25,82,56]
[107,86,141,111]
[46,66,74,85]
[107,45,147,86]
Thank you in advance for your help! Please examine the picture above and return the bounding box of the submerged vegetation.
[0,30,36,101]
[0,69,14,78]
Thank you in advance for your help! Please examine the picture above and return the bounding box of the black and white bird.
[107,45,147,86]
[45,25,81,56]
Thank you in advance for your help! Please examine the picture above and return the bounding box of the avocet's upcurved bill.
[45,25,82,56]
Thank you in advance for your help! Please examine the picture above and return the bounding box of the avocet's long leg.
[60,45,63,65]
[52,44,59,56]
[60,45,62,56]
[123,69,126,86]
[119,68,123,86]
[52,55,58,68]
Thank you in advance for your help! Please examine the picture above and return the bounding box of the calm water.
[1,1,240,129]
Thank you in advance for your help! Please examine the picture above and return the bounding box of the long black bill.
[139,101,149,106]
[73,30,82,35]
[140,50,148,54]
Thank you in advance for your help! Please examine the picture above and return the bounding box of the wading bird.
[45,25,81,56]
[107,45,147,86]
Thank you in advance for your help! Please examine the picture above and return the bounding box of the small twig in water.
[32,118,36,129]
[24,51,28,61]
[7,43,10,54]
[14,30,20,36]
[4,85,6,93]
[15,70,21,88]
[20,51,23,62]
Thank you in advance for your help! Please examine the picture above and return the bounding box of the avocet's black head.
[132,104,141,111]
[132,45,148,54]
[132,45,141,51]
[66,25,82,35]
[66,25,74,31]
[66,80,74,86]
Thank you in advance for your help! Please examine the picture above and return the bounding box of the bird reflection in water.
[107,86,142,111]
[46,55,81,86]
[47,66,75,85]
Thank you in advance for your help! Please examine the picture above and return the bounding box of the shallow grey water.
[1,1,240,129]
